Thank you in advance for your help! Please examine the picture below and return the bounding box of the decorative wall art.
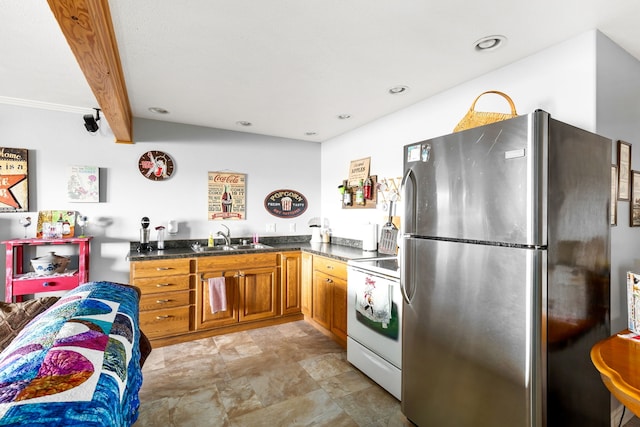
[138,150,175,181]
[631,170,640,227]
[348,157,371,187]
[208,172,246,220]
[36,210,76,238]
[611,164,618,226]
[618,140,632,201]
[0,147,28,212]
[67,165,99,202]
[264,189,308,218]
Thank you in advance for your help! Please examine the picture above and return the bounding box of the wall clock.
[138,150,175,181]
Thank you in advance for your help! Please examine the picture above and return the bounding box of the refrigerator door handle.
[400,264,411,304]
[400,169,416,304]
[400,168,416,236]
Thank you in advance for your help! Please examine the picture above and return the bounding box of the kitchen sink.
[231,243,272,250]
[192,243,272,252]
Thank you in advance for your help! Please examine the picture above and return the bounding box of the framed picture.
[207,172,246,220]
[631,170,640,227]
[67,165,99,202]
[611,164,618,226]
[0,147,29,212]
[618,140,632,201]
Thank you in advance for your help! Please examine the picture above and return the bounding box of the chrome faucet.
[217,224,231,246]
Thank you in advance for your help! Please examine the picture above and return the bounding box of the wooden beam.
[47,0,133,143]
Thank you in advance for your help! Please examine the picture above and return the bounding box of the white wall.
[321,31,598,238]
[595,32,640,333]
[0,108,321,300]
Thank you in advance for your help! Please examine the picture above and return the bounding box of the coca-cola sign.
[264,189,308,218]
[208,172,246,220]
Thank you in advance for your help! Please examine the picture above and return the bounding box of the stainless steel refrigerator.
[400,110,611,426]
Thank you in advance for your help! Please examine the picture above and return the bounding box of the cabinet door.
[312,271,333,330]
[330,276,348,343]
[301,252,313,316]
[239,266,278,322]
[280,252,301,315]
[196,271,239,330]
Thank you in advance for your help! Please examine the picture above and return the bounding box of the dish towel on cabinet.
[208,277,227,313]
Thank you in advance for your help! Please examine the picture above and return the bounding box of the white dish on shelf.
[30,252,70,276]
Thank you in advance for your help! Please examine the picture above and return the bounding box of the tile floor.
[134,320,640,426]
[134,320,412,426]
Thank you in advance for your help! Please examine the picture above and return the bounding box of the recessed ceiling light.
[388,85,409,95]
[236,121,252,126]
[148,107,169,114]
[474,35,507,52]
[337,114,351,120]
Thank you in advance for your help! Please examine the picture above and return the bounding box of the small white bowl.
[31,252,70,276]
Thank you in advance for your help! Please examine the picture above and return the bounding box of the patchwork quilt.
[0,282,143,426]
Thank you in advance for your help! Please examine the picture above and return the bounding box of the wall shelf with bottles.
[340,175,377,209]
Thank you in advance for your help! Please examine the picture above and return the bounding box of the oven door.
[347,266,402,368]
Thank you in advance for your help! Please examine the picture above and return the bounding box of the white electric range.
[346,256,401,400]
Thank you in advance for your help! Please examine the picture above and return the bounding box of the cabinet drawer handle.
[156,283,171,287]
[42,282,51,287]
[156,299,171,304]
[156,267,173,271]
[156,315,173,320]
[325,278,333,283]
[326,265,334,269]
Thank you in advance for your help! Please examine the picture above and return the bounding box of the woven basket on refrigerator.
[453,90,518,132]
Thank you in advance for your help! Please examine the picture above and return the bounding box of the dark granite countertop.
[126,235,386,263]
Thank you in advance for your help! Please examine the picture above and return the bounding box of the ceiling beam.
[47,0,133,144]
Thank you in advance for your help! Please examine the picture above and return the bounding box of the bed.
[0,281,149,426]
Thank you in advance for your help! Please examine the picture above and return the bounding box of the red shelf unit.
[2,237,92,303]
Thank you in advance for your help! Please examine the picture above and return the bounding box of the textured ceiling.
[2,1,640,142]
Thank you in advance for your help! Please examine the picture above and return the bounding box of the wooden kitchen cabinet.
[279,251,302,316]
[130,258,195,340]
[330,276,348,343]
[129,250,304,347]
[239,265,278,321]
[300,252,313,317]
[196,270,240,329]
[196,253,279,330]
[312,270,333,330]
[311,255,348,347]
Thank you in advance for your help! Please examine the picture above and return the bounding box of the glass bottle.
[364,177,373,200]
[356,180,365,205]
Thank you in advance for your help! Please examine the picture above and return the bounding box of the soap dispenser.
[208,232,214,247]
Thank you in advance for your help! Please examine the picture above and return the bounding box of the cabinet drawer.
[12,275,80,296]
[197,253,277,272]
[139,290,192,312]
[313,256,347,279]
[132,275,192,295]
[131,259,192,279]
[140,306,191,339]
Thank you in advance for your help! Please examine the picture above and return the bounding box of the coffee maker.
[137,216,152,252]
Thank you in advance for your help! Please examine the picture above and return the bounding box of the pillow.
[0,297,60,352]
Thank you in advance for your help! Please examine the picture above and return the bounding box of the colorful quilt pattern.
[0,282,142,426]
